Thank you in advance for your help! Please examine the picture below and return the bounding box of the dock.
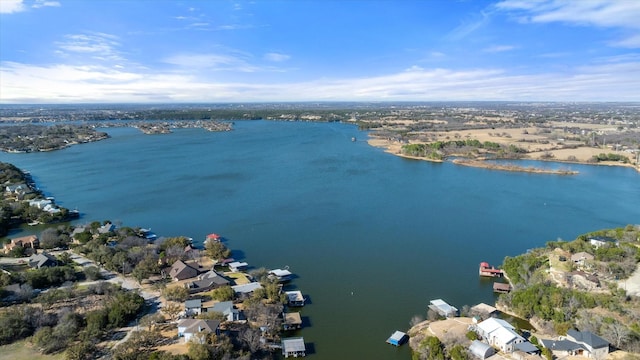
[285,290,306,307]
[479,262,504,277]
[493,282,512,293]
[386,331,408,346]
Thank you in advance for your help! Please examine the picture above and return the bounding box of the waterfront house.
[186,270,230,293]
[285,290,306,307]
[29,198,53,209]
[177,319,220,343]
[208,301,241,322]
[469,340,495,359]
[386,331,408,346]
[184,299,202,316]
[5,183,34,198]
[28,252,57,269]
[169,260,199,281]
[231,282,263,299]
[98,222,116,234]
[476,317,526,353]
[228,261,248,272]
[566,329,610,358]
[588,236,618,249]
[3,235,39,254]
[282,337,306,358]
[428,299,458,318]
[269,268,293,282]
[283,312,302,330]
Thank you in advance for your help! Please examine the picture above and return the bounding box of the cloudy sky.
[1,0,639,103]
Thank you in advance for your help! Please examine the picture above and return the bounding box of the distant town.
[1,102,638,172]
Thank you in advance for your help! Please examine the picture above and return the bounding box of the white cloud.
[0,0,26,13]
[163,53,259,72]
[610,34,640,49]
[483,45,517,53]
[264,52,290,62]
[1,0,60,13]
[496,0,640,29]
[447,10,493,40]
[32,0,60,9]
[56,32,124,62]
[1,58,638,103]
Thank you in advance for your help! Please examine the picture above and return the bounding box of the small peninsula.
[407,225,640,360]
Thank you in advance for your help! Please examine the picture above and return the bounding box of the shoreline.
[367,135,640,174]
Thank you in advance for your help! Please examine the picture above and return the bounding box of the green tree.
[163,285,189,302]
[208,285,234,301]
[65,341,96,360]
[84,266,102,281]
[204,241,231,261]
[449,344,469,360]
[187,342,211,360]
[415,336,445,360]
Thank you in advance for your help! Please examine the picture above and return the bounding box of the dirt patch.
[408,317,474,352]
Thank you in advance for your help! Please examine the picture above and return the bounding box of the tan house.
[3,235,39,253]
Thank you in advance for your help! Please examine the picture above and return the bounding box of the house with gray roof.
[282,337,306,358]
[184,299,202,316]
[186,270,230,293]
[231,282,262,298]
[540,339,587,357]
[566,329,609,359]
[177,319,220,343]
[540,330,609,359]
[169,260,199,281]
[207,301,241,322]
[28,252,57,269]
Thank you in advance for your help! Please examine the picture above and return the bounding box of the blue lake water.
[1,120,639,359]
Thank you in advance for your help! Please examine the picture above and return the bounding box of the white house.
[476,317,526,353]
[177,319,220,343]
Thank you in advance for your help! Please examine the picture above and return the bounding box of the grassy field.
[0,340,64,360]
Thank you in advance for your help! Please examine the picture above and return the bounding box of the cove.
[1,120,639,359]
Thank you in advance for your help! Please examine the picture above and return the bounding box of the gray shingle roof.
[567,329,609,349]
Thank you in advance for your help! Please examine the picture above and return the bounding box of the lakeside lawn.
[0,340,64,360]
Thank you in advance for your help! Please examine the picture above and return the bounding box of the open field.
[367,123,640,172]
[0,341,64,360]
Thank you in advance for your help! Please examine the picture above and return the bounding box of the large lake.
[1,120,639,359]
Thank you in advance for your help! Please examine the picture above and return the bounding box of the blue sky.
[1,0,639,103]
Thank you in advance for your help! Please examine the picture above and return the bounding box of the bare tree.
[240,326,263,353]
[606,320,631,349]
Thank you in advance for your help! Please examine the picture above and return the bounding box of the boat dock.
[479,262,504,277]
[386,331,407,346]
